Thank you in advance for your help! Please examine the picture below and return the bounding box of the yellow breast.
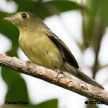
[19,29,63,70]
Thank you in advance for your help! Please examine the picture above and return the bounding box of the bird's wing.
[46,29,79,68]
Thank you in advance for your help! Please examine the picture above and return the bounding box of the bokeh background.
[0,0,108,108]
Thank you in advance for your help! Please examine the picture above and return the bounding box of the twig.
[0,53,108,105]
[98,64,108,70]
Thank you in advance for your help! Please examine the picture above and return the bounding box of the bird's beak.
[3,16,16,22]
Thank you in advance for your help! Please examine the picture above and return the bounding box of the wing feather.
[46,29,79,68]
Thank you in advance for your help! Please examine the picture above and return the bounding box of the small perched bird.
[4,11,104,89]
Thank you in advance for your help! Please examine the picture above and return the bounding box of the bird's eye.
[21,13,27,19]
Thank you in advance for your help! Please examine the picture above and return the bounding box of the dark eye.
[21,13,27,19]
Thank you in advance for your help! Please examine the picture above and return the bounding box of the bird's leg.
[26,60,31,63]
[25,60,34,71]
[55,69,65,79]
[55,69,63,74]
[55,69,74,87]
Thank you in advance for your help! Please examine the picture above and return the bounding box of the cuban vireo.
[4,11,104,89]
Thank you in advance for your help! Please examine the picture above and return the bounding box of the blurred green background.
[0,0,108,108]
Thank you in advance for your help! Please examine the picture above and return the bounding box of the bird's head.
[3,11,42,31]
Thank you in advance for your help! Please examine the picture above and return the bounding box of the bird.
[4,11,104,89]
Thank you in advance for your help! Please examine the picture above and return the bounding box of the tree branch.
[0,53,108,105]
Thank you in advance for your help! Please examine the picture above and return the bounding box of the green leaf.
[0,11,19,56]
[86,104,98,108]
[44,1,80,14]
[5,77,29,102]
[0,12,18,42]
[1,68,29,104]
[1,68,20,87]
[82,0,108,50]
[36,99,58,108]
[11,0,80,19]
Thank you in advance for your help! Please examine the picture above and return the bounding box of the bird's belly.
[19,34,63,70]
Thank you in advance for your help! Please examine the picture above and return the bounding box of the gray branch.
[0,54,108,105]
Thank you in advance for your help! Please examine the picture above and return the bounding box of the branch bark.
[0,53,108,105]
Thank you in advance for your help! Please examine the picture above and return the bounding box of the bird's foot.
[55,69,63,74]
[55,69,65,79]
[26,60,31,63]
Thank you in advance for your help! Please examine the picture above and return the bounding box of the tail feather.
[63,63,104,89]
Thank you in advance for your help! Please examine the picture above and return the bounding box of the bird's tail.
[63,63,104,89]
